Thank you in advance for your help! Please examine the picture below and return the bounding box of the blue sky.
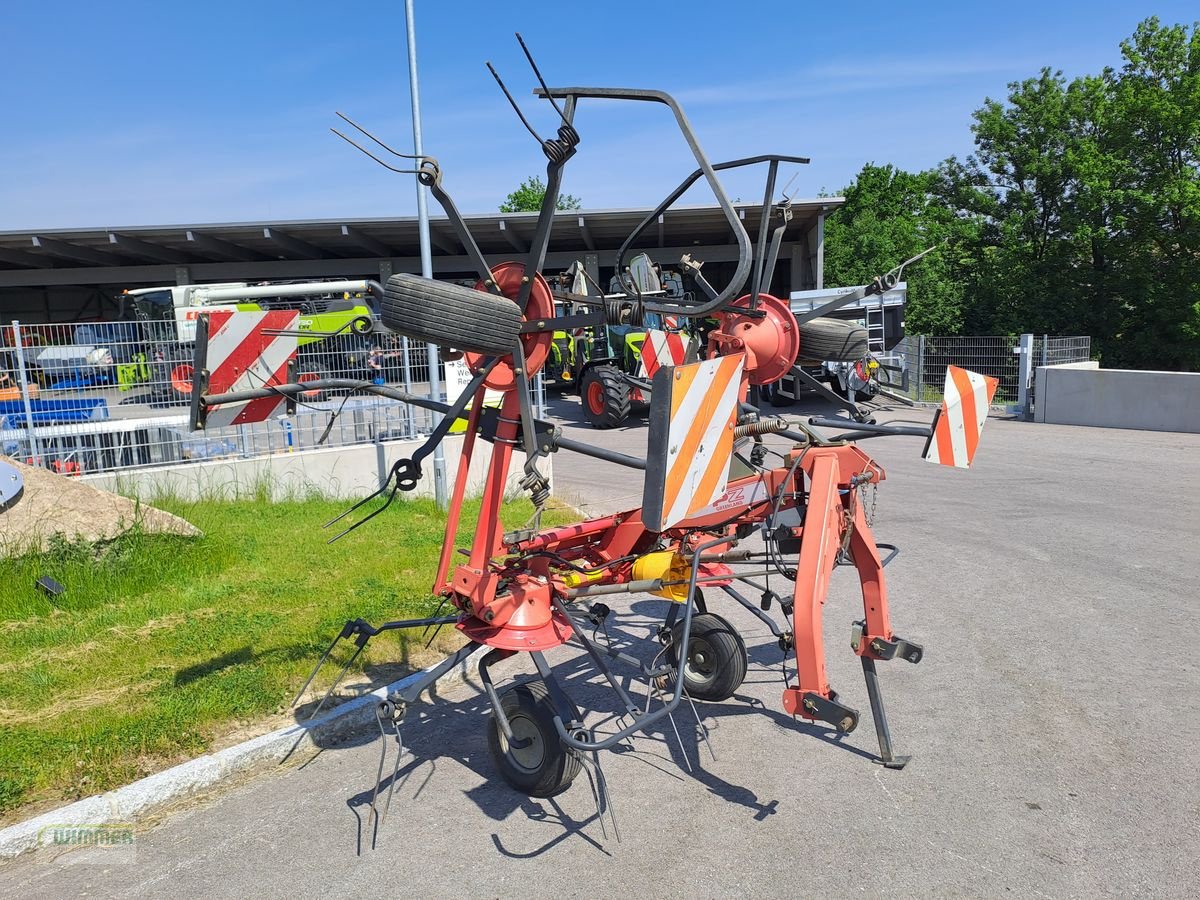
[1,1,1192,229]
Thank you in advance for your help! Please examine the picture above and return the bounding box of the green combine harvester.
[122,279,381,402]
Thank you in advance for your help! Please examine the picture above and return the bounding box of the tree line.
[824,17,1199,370]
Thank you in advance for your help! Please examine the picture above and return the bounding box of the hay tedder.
[187,37,998,834]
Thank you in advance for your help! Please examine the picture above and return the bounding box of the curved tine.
[515,32,567,123]
[887,241,944,283]
[335,111,427,161]
[779,170,801,202]
[326,485,400,544]
[486,61,544,144]
[331,129,422,175]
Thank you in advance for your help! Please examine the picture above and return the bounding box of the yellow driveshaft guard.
[632,552,692,602]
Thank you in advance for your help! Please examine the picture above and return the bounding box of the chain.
[858,481,878,527]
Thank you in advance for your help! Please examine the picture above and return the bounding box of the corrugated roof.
[0,200,842,271]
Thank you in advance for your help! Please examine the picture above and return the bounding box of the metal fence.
[891,334,1092,405]
[0,319,444,477]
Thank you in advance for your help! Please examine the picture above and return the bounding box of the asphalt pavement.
[3,394,1198,899]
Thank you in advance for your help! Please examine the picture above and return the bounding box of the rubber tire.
[382,274,521,355]
[797,317,868,363]
[580,364,631,429]
[668,613,748,702]
[487,681,582,798]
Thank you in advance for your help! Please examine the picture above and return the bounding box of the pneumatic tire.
[668,613,748,702]
[487,681,582,797]
[580,364,631,429]
[382,274,521,355]
[797,317,868,363]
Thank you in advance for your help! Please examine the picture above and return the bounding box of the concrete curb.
[0,646,486,861]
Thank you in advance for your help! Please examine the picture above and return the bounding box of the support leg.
[860,655,909,769]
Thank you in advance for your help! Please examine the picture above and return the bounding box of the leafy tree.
[825,17,1200,370]
[823,163,975,334]
[499,175,582,213]
[1103,17,1200,369]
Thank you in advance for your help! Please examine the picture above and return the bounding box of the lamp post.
[404,0,448,509]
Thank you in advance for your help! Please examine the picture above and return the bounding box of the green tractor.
[571,254,700,429]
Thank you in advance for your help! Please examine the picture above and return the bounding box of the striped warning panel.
[638,329,695,379]
[642,353,746,532]
[202,310,299,427]
[923,365,999,469]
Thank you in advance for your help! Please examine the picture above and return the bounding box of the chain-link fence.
[0,319,443,477]
[891,334,1092,404]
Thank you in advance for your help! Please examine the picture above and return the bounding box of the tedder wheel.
[487,681,582,797]
[797,317,869,364]
[580,364,631,429]
[668,613,748,702]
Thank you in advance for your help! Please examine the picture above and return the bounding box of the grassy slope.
[0,493,568,819]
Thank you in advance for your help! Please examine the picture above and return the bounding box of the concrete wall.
[1035,363,1200,433]
[82,434,549,501]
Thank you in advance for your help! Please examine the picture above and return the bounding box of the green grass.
[0,492,572,820]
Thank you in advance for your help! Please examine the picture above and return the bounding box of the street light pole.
[404,0,448,509]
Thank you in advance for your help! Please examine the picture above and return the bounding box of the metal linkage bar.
[536,87,758,317]
[807,416,933,441]
[602,153,810,313]
[199,379,650,473]
[548,534,732,753]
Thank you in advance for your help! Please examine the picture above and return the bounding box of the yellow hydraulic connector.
[632,551,692,602]
[561,568,604,589]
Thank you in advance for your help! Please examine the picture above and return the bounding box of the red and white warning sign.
[642,352,746,532]
[638,329,695,379]
[201,310,299,427]
[923,365,999,469]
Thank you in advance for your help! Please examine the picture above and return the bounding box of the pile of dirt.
[0,457,200,558]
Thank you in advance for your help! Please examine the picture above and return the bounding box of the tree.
[499,176,582,213]
[823,163,975,334]
[1103,18,1200,369]
[822,18,1200,370]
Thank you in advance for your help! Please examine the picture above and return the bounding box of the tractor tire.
[580,364,631,429]
[798,317,868,364]
[667,613,748,702]
[148,345,194,405]
[381,274,521,355]
[487,681,582,797]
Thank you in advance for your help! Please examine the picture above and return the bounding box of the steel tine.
[485,61,544,144]
[307,641,366,720]
[514,33,567,123]
[422,622,446,651]
[665,707,692,773]
[324,473,394,529]
[291,631,344,708]
[586,749,620,843]
[684,692,717,763]
[420,597,450,639]
[367,702,390,830]
[380,722,404,826]
[335,111,427,160]
[326,485,399,544]
[577,754,607,842]
[330,129,423,175]
[780,169,800,202]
